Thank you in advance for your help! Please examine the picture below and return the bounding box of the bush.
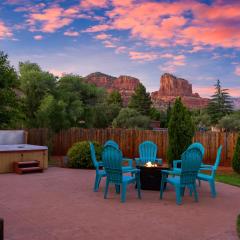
[112,108,150,129]
[232,134,240,174]
[67,141,102,169]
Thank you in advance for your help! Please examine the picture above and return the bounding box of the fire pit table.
[137,164,170,191]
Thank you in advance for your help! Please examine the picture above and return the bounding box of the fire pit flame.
[145,161,157,167]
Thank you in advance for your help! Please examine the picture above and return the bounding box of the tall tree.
[207,79,233,124]
[0,51,22,128]
[167,98,195,166]
[19,61,57,127]
[128,83,152,115]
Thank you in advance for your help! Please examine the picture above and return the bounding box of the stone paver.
[0,167,239,240]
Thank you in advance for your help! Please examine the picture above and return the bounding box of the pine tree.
[167,98,195,166]
[232,134,240,174]
[128,83,152,116]
[207,79,233,125]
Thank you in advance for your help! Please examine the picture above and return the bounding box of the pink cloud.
[100,1,240,49]
[33,35,43,40]
[129,51,159,62]
[95,33,110,40]
[194,86,240,98]
[27,6,74,33]
[80,0,108,9]
[84,24,112,32]
[235,66,240,76]
[115,46,127,54]
[64,30,79,37]
[0,21,13,39]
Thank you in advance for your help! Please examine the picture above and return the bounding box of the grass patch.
[215,172,240,187]
[237,215,240,239]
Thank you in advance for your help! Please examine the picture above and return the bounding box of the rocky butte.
[85,72,209,109]
[151,73,209,109]
[84,72,140,106]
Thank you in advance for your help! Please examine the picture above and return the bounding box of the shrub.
[232,134,240,174]
[67,141,102,169]
[112,108,150,129]
[167,98,195,166]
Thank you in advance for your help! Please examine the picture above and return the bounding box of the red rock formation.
[85,72,140,106]
[151,73,209,109]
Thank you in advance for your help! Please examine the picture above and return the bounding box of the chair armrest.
[155,158,162,165]
[123,158,133,167]
[98,161,104,167]
[162,169,181,175]
[135,158,140,166]
[201,164,213,168]
[122,167,139,174]
[173,160,182,169]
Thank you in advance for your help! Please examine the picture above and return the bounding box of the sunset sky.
[1,0,240,97]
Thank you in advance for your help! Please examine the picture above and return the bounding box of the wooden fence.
[27,128,239,167]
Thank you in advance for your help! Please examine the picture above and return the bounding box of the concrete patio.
[0,167,239,240]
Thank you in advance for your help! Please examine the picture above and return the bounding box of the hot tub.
[0,131,48,173]
[0,144,48,173]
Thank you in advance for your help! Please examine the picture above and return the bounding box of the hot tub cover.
[0,144,48,152]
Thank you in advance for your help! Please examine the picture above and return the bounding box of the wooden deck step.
[19,167,43,174]
[13,160,43,174]
[17,160,39,165]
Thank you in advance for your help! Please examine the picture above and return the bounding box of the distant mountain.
[151,73,209,109]
[233,97,240,110]
[84,72,140,106]
[84,72,209,109]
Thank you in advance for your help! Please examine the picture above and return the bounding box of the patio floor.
[0,167,239,240]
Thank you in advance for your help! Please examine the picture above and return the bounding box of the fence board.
[27,128,238,167]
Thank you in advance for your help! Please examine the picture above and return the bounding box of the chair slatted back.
[187,142,205,156]
[180,148,202,185]
[102,146,123,184]
[139,141,157,164]
[104,140,119,149]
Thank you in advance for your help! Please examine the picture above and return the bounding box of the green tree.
[167,98,195,166]
[207,80,233,125]
[19,61,57,127]
[107,90,123,107]
[112,108,150,129]
[218,112,240,132]
[232,134,240,173]
[166,102,172,127]
[0,51,22,128]
[149,107,161,121]
[128,83,152,115]
[191,109,211,131]
[57,74,106,128]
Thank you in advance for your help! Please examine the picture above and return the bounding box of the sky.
[0,0,240,97]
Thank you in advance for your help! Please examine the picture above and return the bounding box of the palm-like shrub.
[167,98,195,166]
[67,141,102,169]
[232,134,240,174]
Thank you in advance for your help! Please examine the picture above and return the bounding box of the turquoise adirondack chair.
[102,145,141,203]
[104,139,133,171]
[135,141,162,166]
[173,142,205,171]
[197,145,222,197]
[160,147,203,205]
[89,142,106,192]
